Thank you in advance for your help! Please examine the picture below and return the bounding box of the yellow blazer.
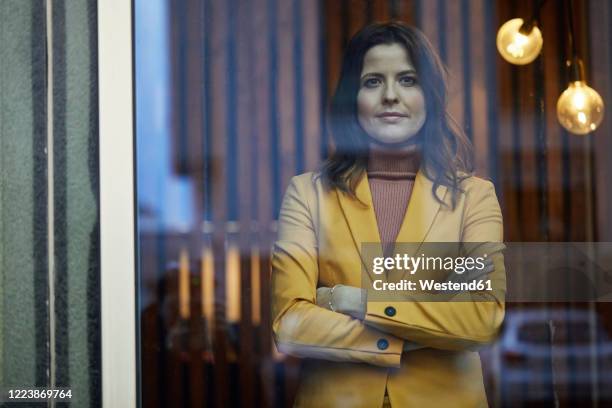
[271,170,506,408]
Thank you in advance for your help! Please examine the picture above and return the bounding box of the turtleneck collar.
[367,145,421,179]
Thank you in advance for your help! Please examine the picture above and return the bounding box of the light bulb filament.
[572,91,586,110]
[506,32,529,58]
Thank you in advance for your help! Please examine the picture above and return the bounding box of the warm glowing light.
[201,247,214,322]
[557,81,605,135]
[251,247,261,325]
[226,244,241,323]
[497,18,543,65]
[179,248,190,319]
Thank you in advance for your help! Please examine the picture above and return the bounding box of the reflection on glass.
[134,0,611,407]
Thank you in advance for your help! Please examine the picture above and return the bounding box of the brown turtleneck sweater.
[367,147,420,245]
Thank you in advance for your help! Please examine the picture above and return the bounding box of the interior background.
[135,0,612,406]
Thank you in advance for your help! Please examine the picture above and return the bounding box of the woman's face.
[357,43,426,144]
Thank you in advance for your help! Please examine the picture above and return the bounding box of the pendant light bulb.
[556,81,604,135]
[496,18,543,65]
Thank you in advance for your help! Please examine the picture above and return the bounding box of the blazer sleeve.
[363,180,506,351]
[271,175,404,367]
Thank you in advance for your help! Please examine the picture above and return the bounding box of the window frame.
[98,0,137,406]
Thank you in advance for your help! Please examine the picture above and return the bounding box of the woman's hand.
[316,285,366,320]
[315,286,333,310]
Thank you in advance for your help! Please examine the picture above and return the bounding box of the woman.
[271,22,505,407]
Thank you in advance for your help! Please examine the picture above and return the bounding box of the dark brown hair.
[320,22,473,208]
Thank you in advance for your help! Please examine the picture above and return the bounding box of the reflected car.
[496,309,612,403]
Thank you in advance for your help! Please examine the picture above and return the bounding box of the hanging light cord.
[566,0,578,59]
[520,0,547,34]
[564,0,585,81]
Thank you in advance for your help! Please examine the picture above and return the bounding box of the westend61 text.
[372,279,493,292]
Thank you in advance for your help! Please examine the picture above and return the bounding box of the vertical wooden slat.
[437,0,448,61]
[325,0,343,96]
[293,0,306,175]
[555,0,574,244]
[371,0,390,22]
[318,0,329,160]
[157,238,169,407]
[258,235,274,407]
[209,0,228,227]
[187,253,205,408]
[250,0,272,229]
[533,42,549,241]
[483,0,501,188]
[211,231,229,408]
[554,2,578,395]
[141,235,163,408]
[164,262,184,407]
[445,0,464,134]
[202,0,213,223]
[459,0,473,145]
[389,0,399,19]
[278,0,296,191]
[419,0,438,57]
[302,0,322,172]
[277,4,301,386]
[348,0,367,38]
[496,1,521,239]
[165,2,187,405]
[201,233,215,406]
[566,0,588,242]
[200,0,214,402]
[236,0,256,403]
[515,0,540,242]
[244,7,263,384]
[543,0,566,242]
[397,0,415,24]
[250,3,275,405]
[239,246,255,407]
[266,0,283,218]
[226,0,239,222]
[184,0,207,401]
[208,0,231,404]
[186,0,204,177]
[252,0,276,405]
[172,0,190,175]
[469,0,489,175]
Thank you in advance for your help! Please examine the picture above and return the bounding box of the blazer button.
[384,306,396,317]
[377,338,389,350]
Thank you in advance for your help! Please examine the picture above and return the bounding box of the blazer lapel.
[394,171,448,281]
[336,170,448,282]
[394,171,447,245]
[336,172,381,282]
